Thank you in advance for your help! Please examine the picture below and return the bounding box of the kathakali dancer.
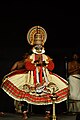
[1,26,68,119]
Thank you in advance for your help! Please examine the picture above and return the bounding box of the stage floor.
[0,112,77,120]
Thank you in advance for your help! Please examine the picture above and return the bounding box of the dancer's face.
[34,33,43,45]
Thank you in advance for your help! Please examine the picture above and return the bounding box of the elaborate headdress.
[27,26,47,45]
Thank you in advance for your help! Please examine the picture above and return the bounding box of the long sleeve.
[25,61,36,71]
[46,60,55,71]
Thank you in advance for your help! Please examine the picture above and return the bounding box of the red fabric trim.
[2,79,68,105]
[56,88,68,102]
[34,69,36,84]
[2,80,51,103]
[35,54,43,83]
[40,66,42,83]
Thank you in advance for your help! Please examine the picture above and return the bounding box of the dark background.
[0,1,80,113]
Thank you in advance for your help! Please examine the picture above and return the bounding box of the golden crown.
[27,26,47,45]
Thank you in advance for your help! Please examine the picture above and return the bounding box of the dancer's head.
[27,26,47,46]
